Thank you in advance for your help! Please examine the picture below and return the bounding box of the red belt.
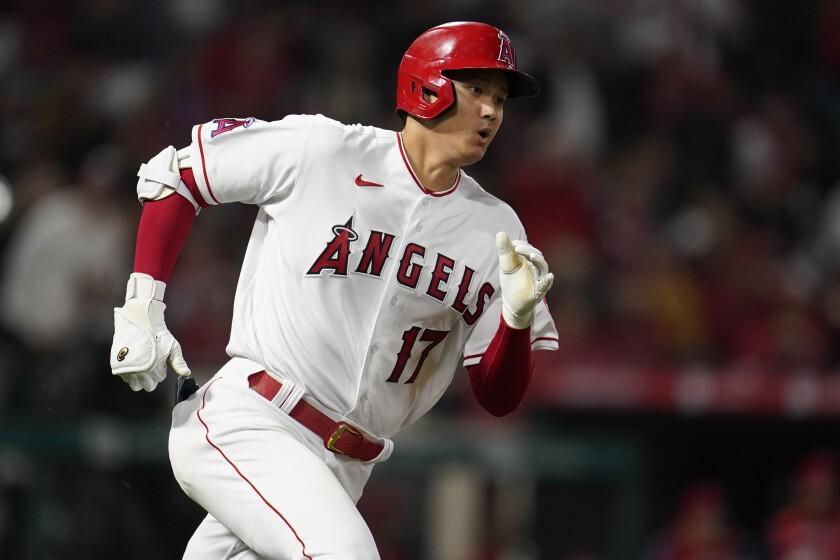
[248,371,384,462]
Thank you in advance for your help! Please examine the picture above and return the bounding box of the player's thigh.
[183,514,259,560]
[170,380,379,559]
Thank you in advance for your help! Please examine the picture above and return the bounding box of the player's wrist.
[125,272,167,303]
[502,305,534,330]
[119,273,170,333]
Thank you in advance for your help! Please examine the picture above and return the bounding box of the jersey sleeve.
[187,115,312,206]
[462,228,559,368]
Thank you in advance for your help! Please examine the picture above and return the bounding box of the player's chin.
[460,144,489,166]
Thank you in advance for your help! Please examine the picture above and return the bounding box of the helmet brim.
[506,70,540,98]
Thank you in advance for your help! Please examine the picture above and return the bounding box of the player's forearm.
[134,169,198,282]
[467,316,534,417]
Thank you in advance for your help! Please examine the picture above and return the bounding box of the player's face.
[435,70,508,165]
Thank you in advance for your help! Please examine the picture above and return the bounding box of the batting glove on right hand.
[496,232,555,330]
[110,273,191,392]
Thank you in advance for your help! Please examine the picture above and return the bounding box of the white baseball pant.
[169,362,380,559]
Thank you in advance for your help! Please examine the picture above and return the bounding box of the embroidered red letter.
[307,217,357,276]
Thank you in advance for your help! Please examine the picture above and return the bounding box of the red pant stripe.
[196,378,313,560]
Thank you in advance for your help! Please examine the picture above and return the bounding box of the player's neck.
[400,124,460,192]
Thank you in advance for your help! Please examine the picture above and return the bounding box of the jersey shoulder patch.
[209,117,256,138]
[201,114,310,143]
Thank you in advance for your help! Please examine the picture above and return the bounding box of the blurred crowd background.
[1,0,840,558]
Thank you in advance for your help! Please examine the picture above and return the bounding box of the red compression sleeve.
[467,317,534,417]
[133,168,199,282]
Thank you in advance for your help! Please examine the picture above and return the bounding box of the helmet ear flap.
[402,72,456,120]
[428,77,456,118]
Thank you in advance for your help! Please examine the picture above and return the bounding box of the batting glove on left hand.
[110,273,191,392]
[496,232,555,329]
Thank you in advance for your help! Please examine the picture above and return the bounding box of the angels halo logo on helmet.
[396,21,540,120]
[497,31,515,67]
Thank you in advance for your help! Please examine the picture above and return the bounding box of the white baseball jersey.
[183,114,558,438]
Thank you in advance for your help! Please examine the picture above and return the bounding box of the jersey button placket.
[357,194,424,405]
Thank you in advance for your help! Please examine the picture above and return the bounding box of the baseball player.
[110,22,558,559]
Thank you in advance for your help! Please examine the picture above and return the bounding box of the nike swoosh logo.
[355,174,384,187]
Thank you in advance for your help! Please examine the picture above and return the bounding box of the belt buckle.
[326,422,362,455]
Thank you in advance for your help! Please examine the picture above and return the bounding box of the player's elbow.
[468,367,528,417]
[477,395,522,417]
[486,403,519,417]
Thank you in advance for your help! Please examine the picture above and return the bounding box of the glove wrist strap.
[126,272,167,302]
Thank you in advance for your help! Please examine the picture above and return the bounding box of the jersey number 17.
[386,326,449,384]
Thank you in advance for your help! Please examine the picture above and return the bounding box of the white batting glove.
[496,232,555,329]
[110,273,191,392]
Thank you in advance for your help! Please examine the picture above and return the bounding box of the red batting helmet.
[396,22,540,120]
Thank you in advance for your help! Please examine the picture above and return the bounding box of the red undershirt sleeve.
[466,316,534,417]
[133,168,199,283]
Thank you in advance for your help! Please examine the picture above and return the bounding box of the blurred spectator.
[1,146,128,350]
[767,451,840,559]
[647,480,747,560]
[0,146,130,413]
[0,158,63,251]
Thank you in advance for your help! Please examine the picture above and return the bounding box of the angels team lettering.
[307,216,494,326]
